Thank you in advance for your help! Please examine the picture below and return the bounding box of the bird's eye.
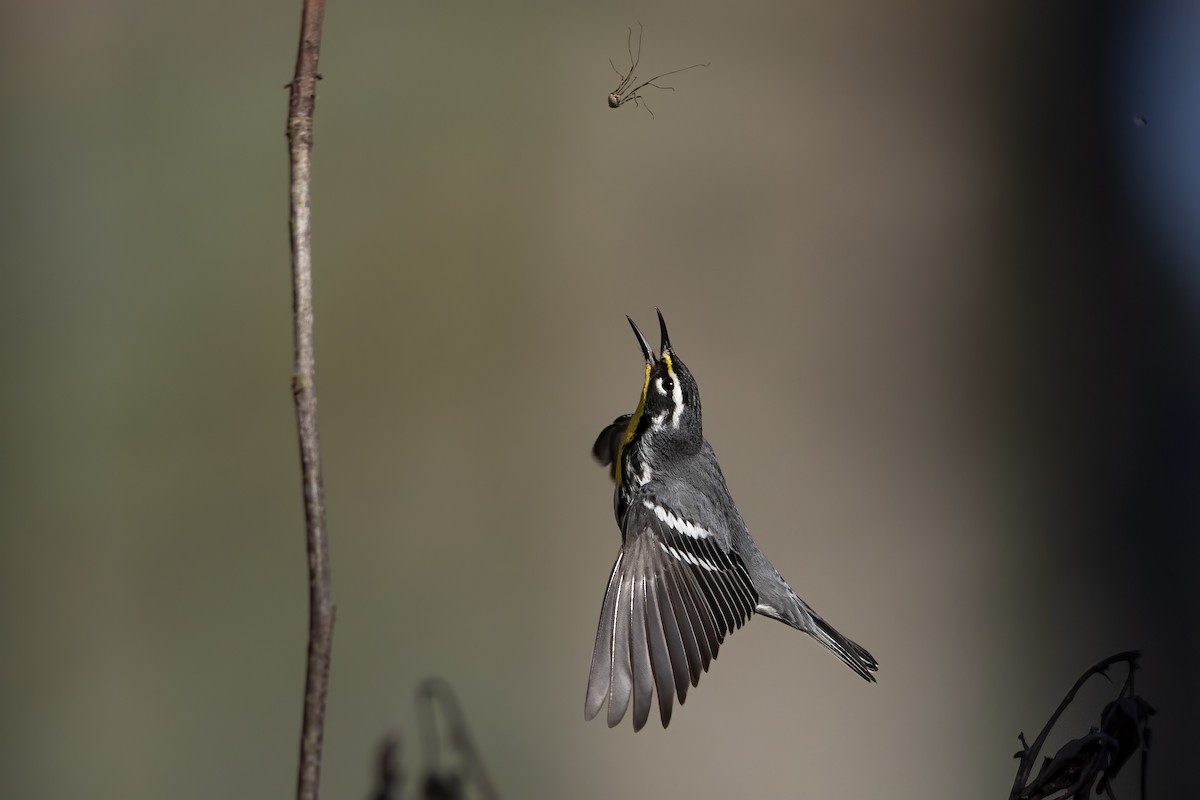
[656,376,674,396]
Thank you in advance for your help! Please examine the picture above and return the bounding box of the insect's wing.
[584,498,758,730]
[591,414,632,470]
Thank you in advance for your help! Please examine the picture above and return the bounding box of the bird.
[585,310,878,730]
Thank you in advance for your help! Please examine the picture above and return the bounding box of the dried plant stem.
[286,2,333,800]
[1009,650,1141,800]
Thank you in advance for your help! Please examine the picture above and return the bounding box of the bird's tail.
[755,568,880,682]
[808,612,878,682]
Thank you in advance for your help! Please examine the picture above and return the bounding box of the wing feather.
[694,538,740,634]
[591,415,632,468]
[661,561,706,687]
[605,567,633,727]
[643,568,679,726]
[702,535,757,618]
[585,552,623,721]
[672,558,722,671]
[651,565,691,704]
[585,499,758,729]
[628,565,654,731]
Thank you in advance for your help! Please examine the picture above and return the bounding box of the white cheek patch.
[644,500,713,540]
[651,374,685,429]
[649,379,669,428]
[667,374,684,429]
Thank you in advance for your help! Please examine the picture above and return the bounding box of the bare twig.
[287,2,334,800]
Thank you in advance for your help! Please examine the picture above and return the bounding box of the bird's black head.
[606,310,703,482]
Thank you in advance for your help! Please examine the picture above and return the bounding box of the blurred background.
[2,0,1196,797]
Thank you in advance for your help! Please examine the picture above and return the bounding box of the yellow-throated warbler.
[586,310,878,730]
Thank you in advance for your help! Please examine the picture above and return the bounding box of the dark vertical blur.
[991,1,1198,793]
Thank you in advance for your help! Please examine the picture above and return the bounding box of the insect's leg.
[632,63,709,98]
[630,22,643,73]
[632,94,655,120]
[611,26,638,96]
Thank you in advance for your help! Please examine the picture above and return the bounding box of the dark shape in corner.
[1009,650,1153,800]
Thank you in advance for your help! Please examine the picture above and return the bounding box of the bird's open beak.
[656,308,671,355]
[627,316,655,363]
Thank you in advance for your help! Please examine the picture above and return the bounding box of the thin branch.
[287,2,334,800]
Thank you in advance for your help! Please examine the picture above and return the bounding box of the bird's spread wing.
[592,415,632,472]
[585,496,758,730]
